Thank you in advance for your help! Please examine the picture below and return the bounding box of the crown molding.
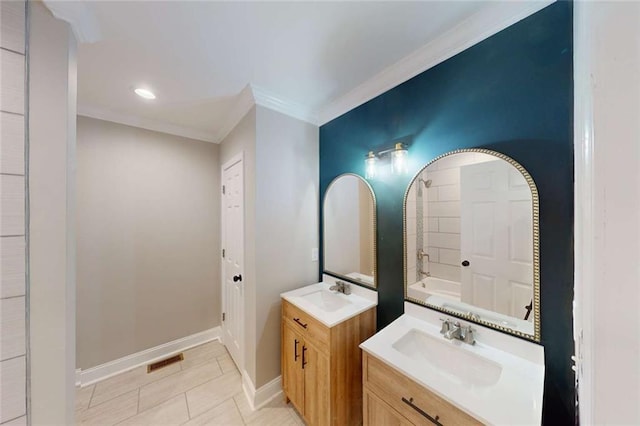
[78,84,319,146]
[214,84,319,144]
[42,0,102,43]
[213,85,256,143]
[251,85,319,125]
[78,104,218,143]
[317,0,554,125]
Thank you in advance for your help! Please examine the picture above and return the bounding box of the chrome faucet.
[440,319,475,345]
[329,280,351,295]
[417,249,431,279]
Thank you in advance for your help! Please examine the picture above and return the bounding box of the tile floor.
[75,341,305,425]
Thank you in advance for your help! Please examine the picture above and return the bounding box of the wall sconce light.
[391,142,408,176]
[364,142,409,179]
[365,151,378,179]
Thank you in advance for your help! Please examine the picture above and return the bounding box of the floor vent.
[147,353,184,373]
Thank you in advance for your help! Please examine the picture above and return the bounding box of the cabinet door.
[303,341,330,426]
[364,387,411,426]
[283,321,304,413]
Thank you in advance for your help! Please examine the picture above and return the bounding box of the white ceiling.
[70,1,548,142]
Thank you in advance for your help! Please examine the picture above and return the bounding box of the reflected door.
[222,154,244,369]
[460,160,533,319]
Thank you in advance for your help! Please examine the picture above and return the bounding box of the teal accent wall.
[319,2,574,423]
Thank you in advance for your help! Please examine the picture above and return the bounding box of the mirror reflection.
[404,151,540,340]
[323,174,376,288]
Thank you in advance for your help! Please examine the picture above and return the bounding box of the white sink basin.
[301,290,352,312]
[281,282,377,328]
[392,328,502,388]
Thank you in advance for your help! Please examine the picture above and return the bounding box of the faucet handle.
[461,325,476,345]
[439,318,450,335]
[343,282,351,295]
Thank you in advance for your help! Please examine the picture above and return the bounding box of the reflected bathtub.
[407,277,461,302]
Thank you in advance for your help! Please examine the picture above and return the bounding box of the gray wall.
[254,106,319,387]
[219,107,257,384]
[76,116,221,369]
[0,1,27,424]
[28,2,77,423]
[219,106,319,389]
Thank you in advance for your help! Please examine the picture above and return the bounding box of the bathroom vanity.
[360,303,545,425]
[281,281,377,426]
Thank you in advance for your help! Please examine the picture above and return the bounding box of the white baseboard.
[77,327,221,387]
[241,370,283,411]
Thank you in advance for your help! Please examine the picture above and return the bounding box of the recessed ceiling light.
[134,88,156,100]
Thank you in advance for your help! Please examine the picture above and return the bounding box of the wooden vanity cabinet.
[362,352,482,426]
[281,299,376,426]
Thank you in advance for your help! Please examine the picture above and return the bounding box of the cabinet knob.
[233,274,242,282]
[461,260,470,267]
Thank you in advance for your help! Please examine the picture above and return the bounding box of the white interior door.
[460,160,533,319]
[221,153,244,369]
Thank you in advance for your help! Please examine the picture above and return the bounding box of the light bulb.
[365,151,377,179]
[391,143,408,175]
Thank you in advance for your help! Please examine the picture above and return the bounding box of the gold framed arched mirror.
[403,149,540,341]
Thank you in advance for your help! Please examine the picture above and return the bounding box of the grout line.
[0,172,26,177]
[87,383,97,410]
[0,295,26,302]
[184,393,191,419]
[23,2,31,421]
[0,353,26,363]
[180,395,238,426]
[0,46,25,56]
[0,109,24,117]
[231,395,247,425]
[0,414,26,425]
[0,234,26,238]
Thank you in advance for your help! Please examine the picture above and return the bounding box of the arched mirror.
[404,150,540,341]
[323,174,376,288]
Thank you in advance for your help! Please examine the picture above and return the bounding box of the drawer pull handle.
[401,397,442,426]
[302,345,308,369]
[293,317,308,329]
[294,339,299,361]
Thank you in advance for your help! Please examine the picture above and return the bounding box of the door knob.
[461,260,470,267]
[233,274,242,282]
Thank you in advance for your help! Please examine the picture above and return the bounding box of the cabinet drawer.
[282,300,329,354]
[364,353,482,426]
[364,387,412,426]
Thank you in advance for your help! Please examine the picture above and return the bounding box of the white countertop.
[360,311,545,425]
[280,281,377,328]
